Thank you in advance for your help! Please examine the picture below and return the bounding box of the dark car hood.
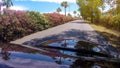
[36,39,109,56]
[0,39,120,68]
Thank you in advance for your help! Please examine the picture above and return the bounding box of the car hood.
[36,39,109,56]
[0,39,120,68]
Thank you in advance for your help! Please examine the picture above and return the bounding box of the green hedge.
[27,11,50,30]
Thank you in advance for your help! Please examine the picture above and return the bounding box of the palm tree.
[2,0,13,9]
[73,10,77,17]
[61,1,69,16]
[56,7,61,13]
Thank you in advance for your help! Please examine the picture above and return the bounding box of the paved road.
[11,20,119,57]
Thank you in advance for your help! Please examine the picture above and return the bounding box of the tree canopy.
[56,7,62,13]
[2,0,13,8]
[77,0,104,23]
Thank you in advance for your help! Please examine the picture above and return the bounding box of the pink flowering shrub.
[0,10,76,42]
[0,10,39,42]
[44,13,66,26]
[44,13,76,26]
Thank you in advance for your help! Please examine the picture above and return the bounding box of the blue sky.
[3,0,79,15]
[0,0,111,15]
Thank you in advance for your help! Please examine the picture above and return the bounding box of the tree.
[104,0,120,15]
[2,0,13,9]
[61,1,69,16]
[0,2,2,11]
[73,10,77,17]
[77,0,104,23]
[56,7,62,13]
[116,0,120,14]
[67,13,72,17]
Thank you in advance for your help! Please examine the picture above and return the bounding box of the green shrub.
[112,14,120,30]
[27,11,50,30]
[65,15,74,22]
[98,14,120,31]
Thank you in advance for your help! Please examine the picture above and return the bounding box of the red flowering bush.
[0,10,76,42]
[0,10,39,42]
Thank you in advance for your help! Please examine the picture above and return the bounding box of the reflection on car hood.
[36,39,108,56]
[0,39,120,68]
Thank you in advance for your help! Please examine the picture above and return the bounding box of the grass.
[90,24,120,51]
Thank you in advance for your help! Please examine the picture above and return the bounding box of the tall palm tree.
[61,1,69,16]
[2,0,13,9]
[56,7,61,13]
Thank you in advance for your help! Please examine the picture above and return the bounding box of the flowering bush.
[0,10,48,42]
[44,13,78,26]
[44,13,66,26]
[0,10,76,42]
[44,13,71,26]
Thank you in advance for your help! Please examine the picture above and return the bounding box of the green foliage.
[77,0,120,32]
[27,11,50,30]
[56,7,62,13]
[2,0,13,8]
[99,14,120,31]
[112,14,120,30]
[77,0,103,23]
[116,0,120,14]
[66,14,74,22]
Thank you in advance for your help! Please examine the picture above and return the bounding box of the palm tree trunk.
[65,7,66,16]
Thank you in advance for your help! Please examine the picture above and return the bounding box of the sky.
[0,0,111,15]
[0,0,79,15]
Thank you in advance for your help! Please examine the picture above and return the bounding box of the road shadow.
[22,29,119,56]
[98,32,120,51]
[23,29,108,46]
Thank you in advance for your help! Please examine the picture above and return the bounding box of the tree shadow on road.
[22,29,119,56]
[22,29,110,47]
